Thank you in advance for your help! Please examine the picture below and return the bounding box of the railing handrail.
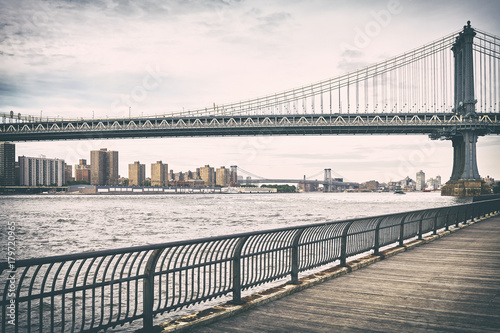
[1,198,499,332]
[1,199,489,271]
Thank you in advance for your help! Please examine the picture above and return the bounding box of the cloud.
[255,11,291,32]
[341,49,363,58]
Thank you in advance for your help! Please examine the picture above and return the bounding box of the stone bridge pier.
[323,168,333,193]
[441,22,490,197]
[441,130,490,196]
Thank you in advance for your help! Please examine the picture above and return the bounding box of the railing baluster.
[433,211,439,235]
[143,249,164,331]
[445,208,451,231]
[418,215,424,240]
[291,228,306,285]
[232,236,249,304]
[340,222,355,266]
[374,217,385,255]
[399,215,407,246]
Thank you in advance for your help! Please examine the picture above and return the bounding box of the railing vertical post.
[433,211,439,235]
[374,218,384,255]
[143,249,164,331]
[445,208,451,231]
[418,216,423,240]
[290,228,306,285]
[232,236,249,304]
[340,222,355,266]
[399,215,407,246]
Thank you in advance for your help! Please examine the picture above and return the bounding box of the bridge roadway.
[1,112,499,141]
[178,215,500,332]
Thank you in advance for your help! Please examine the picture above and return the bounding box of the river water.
[0,192,470,260]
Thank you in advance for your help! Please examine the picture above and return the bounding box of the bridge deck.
[186,216,500,332]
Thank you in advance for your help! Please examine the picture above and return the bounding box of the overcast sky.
[1,0,499,183]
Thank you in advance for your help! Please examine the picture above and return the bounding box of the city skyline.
[2,143,452,187]
[8,142,494,184]
[1,1,500,182]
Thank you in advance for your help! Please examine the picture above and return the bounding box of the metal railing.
[1,199,499,332]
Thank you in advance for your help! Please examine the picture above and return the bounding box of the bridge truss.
[0,113,499,141]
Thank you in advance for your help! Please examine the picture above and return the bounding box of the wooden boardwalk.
[185,216,500,332]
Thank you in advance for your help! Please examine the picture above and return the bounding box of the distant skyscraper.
[151,161,168,186]
[19,155,65,186]
[65,164,73,183]
[230,165,238,186]
[107,150,119,185]
[90,148,119,185]
[0,142,15,186]
[416,170,426,191]
[75,159,91,183]
[216,166,229,186]
[129,161,145,186]
[199,165,214,186]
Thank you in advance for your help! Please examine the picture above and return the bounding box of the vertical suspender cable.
[442,41,445,112]
[496,36,499,112]
[490,39,493,112]
[403,53,406,112]
[320,89,323,114]
[365,67,369,112]
[433,45,436,112]
[476,36,485,112]
[329,82,332,114]
[356,72,359,113]
[347,74,350,113]
[338,78,341,113]
[425,50,428,112]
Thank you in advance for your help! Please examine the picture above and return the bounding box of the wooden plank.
[189,217,500,332]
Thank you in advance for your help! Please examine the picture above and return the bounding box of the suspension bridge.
[1,22,499,195]
[236,167,359,192]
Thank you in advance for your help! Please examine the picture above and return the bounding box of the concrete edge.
[152,212,499,333]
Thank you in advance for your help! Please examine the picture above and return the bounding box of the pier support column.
[441,131,489,197]
[441,22,489,197]
[449,136,463,181]
[324,168,332,192]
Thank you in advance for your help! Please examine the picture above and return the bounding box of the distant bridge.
[238,179,358,192]
[236,168,357,192]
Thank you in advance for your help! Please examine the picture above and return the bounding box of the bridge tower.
[440,21,490,196]
[324,168,333,192]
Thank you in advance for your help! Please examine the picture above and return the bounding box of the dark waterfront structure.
[0,142,15,186]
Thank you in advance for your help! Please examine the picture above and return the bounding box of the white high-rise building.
[19,155,65,186]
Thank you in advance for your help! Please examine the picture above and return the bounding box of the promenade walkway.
[167,215,500,332]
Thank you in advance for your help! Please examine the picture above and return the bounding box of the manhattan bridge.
[1,22,499,195]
